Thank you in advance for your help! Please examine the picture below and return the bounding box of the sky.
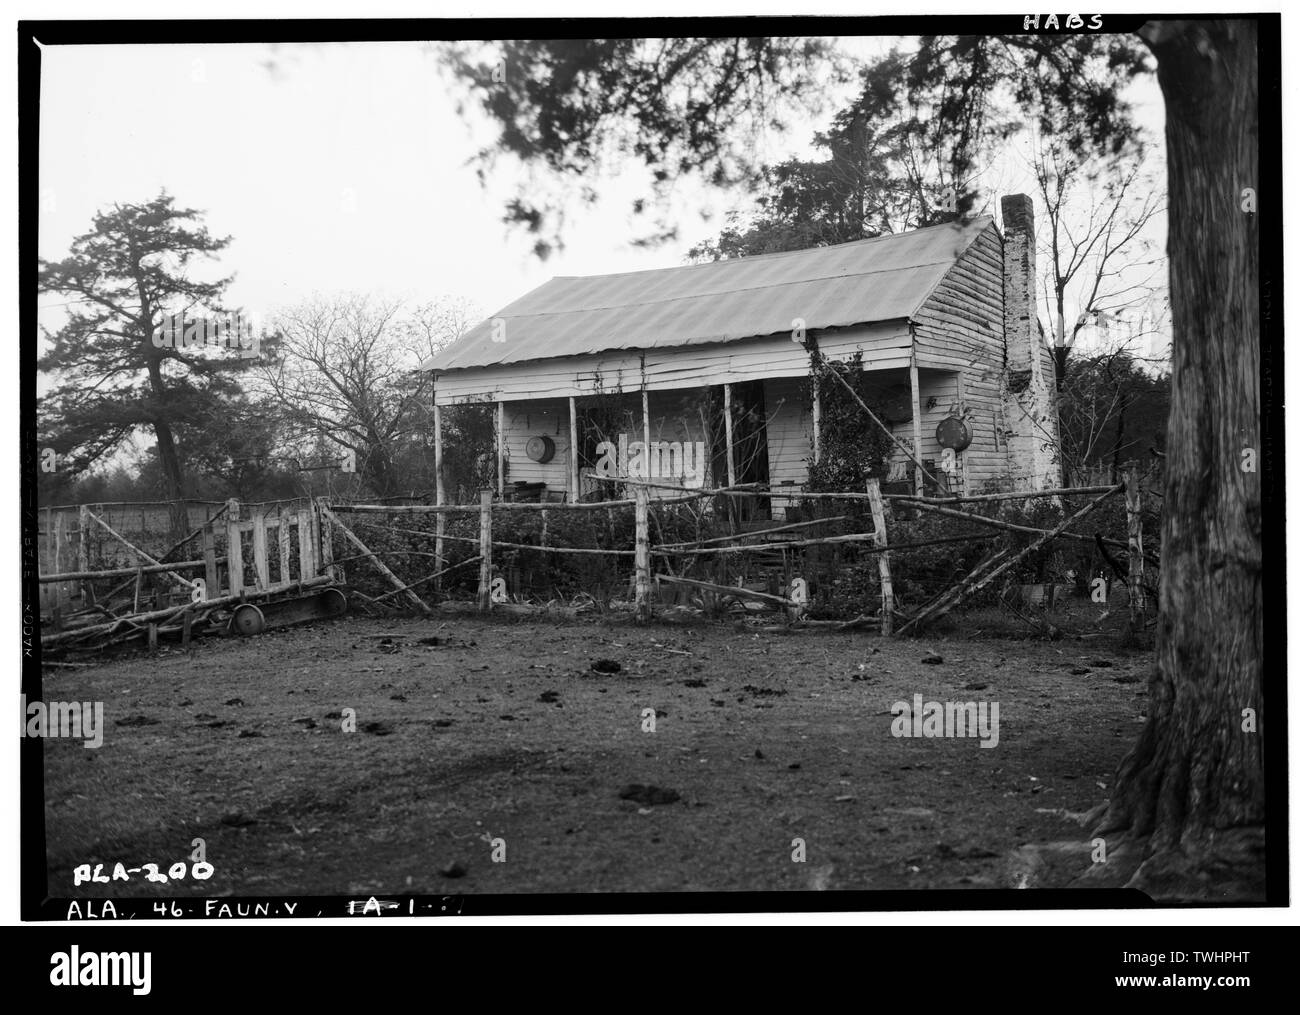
[37,37,1168,358]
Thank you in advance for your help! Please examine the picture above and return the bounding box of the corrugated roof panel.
[423,217,993,372]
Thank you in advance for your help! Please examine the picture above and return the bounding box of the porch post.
[955,371,968,496]
[433,392,445,592]
[811,370,822,465]
[909,356,924,496]
[568,395,580,502]
[642,386,652,481]
[495,399,505,497]
[723,382,736,487]
[477,489,493,611]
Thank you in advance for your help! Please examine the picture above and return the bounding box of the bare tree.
[257,295,455,497]
[1055,340,1172,485]
[400,297,479,365]
[1032,139,1166,381]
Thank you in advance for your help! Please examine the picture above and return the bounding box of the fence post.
[909,356,924,497]
[277,507,292,587]
[226,499,243,596]
[634,484,651,623]
[251,505,269,591]
[202,523,218,597]
[54,509,67,622]
[317,500,336,581]
[568,395,580,502]
[723,383,736,488]
[1124,467,1146,633]
[477,489,493,612]
[433,401,445,593]
[77,505,91,607]
[866,479,894,636]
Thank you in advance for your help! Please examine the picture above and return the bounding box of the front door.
[709,380,771,522]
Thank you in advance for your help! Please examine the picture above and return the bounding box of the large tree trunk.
[1087,20,1263,900]
[136,273,190,544]
[152,416,190,545]
[144,334,190,544]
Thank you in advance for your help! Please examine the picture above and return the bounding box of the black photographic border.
[18,12,1286,921]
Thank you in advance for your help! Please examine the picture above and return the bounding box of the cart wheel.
[230,603,266,636]
[319,588,348,617]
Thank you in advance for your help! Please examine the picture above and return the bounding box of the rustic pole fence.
[370,555,481,605]
[77,505,92,607]
[84,508,199,590]
[896,483,1123,635]
[39,558,215,583]
[657,515,849,549]
[892,495,1156,563]
[319,504,431,616]
[477,489,493,611]
[885,484,1115,503]
[433,398,445,592]
[634,485,651,623]
[265,474,1148,634]
[654,573,797,610]
[866,478,894,636]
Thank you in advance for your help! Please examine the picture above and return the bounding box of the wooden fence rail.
[224,474,1152,635]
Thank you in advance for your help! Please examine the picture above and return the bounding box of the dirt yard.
[42,612,1153,897]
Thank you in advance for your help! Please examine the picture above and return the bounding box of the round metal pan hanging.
[526,435,556,464]
[935,416,973,451]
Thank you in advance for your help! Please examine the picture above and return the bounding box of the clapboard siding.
[432,322,911,405]
[814,322,913,371]
[911,220,1012,492]
[501,399,572,489]
[499,390,716,497]
[763,370,972,495]
[763,375,811,489]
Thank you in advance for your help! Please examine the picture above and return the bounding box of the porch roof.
[422,217,993,373]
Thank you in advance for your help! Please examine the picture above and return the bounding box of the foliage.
[1057,349,1171,480]
[38,192,251,501]
[804,488,1159,622]
[256,295,465,498]
[448,36,1151,252]
[1033,138,1166,355]
[802,353,893,496]
[437,37,838,257]
[688,48,977,261]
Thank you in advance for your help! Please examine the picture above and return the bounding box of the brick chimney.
[999,193,1062,490]
[1001,193,1036,385]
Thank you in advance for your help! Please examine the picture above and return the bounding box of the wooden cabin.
[421,194,1061,517]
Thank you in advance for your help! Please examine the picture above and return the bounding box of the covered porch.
[430,364,970,518]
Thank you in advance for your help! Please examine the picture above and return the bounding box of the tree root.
[1007,812,1266,902]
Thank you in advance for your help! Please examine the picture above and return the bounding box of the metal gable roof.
[421,216,994,373]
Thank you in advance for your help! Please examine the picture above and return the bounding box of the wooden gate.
[225,502,324,596]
